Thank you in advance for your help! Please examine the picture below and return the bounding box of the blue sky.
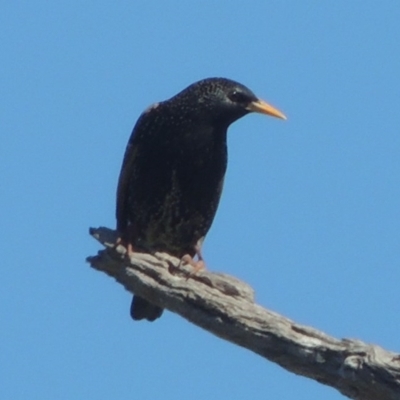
[2,2,400,399]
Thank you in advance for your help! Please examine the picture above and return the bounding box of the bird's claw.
[114,237,134,257]
[180,254,206,280]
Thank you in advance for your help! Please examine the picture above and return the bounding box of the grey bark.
[87,227,400,400]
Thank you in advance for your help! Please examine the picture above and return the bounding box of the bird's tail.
[130,296,163,322]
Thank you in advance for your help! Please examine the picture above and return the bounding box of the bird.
[116,77,286,322]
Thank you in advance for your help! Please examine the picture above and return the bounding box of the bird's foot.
[181,240,206,278]
[181,254,206,275]
[114,237,134,257]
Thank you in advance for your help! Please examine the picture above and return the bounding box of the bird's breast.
[126,116,229,256]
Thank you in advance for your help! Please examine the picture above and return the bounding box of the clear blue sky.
[2,2,400,399]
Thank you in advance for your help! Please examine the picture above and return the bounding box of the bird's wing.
[116,135,136,233]
[116,103,161,233]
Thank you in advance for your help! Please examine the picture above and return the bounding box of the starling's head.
[170,77,286,127]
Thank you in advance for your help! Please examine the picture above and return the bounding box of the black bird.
[116,77,286,321]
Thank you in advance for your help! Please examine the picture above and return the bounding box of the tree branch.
[87,227,400,400]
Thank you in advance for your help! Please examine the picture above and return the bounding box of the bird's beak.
[246,99,287,120]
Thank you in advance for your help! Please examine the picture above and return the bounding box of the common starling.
[116,77,286,322]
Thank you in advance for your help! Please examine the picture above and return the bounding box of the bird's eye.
[228,90,249,104]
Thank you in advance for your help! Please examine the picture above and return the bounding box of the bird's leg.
[126,242,134,257]
[181,238,206,275]
[114,232,135,257]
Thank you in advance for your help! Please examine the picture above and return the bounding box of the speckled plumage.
[116,78,285,321]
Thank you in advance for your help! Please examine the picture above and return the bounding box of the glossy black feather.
[116,78,263,321]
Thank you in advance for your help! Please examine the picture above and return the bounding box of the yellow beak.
[246,99,287,120]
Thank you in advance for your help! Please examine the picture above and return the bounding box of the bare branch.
[87,227,400,400]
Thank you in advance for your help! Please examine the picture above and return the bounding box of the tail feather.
[130,296,163,322]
